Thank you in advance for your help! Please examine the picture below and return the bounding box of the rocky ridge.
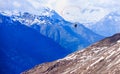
[22,33,120,74]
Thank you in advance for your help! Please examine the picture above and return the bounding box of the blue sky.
[0,0,120,23]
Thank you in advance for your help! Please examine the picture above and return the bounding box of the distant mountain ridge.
[0,8,104,73]
[0,13,69,74]
[23,33,120,74]
[85,12,120,36]
[1,8,104,52]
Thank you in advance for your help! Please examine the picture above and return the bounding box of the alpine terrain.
[0,13,69,74]
[0,8,104,74]
[1,8,104,52]
[23,33,120,74]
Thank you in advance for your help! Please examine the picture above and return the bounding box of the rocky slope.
[22,33,120,74]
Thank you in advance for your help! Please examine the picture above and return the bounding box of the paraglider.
[74,24,77,28]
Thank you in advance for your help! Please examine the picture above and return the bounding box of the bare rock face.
[22,33,120,74]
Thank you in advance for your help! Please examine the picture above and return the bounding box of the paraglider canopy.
[74,24,77,28]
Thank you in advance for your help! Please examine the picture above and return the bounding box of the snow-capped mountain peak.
[0,9,103,52]
[84,11,120,37]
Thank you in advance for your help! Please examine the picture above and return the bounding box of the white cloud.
[47,0,120,23]
[0,0,120,23]
[26,0,43,9]
[13,1,21,8]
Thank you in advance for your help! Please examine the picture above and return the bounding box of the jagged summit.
[22,33,120,74]
[0,13,69,74]
[0,9,103,52]
[0,9,104,73]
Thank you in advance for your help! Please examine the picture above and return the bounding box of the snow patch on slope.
[60,54,77,61]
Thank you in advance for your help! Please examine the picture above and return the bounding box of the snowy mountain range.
[1,8,104,52]
[0,0,120,74]
[0,13,69,74]
[1,0,119,24]
[0,8,104,73]
[23,33,120,74]
[85,11,120,37]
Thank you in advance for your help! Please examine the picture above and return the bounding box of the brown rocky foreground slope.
[22,33,120,74]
